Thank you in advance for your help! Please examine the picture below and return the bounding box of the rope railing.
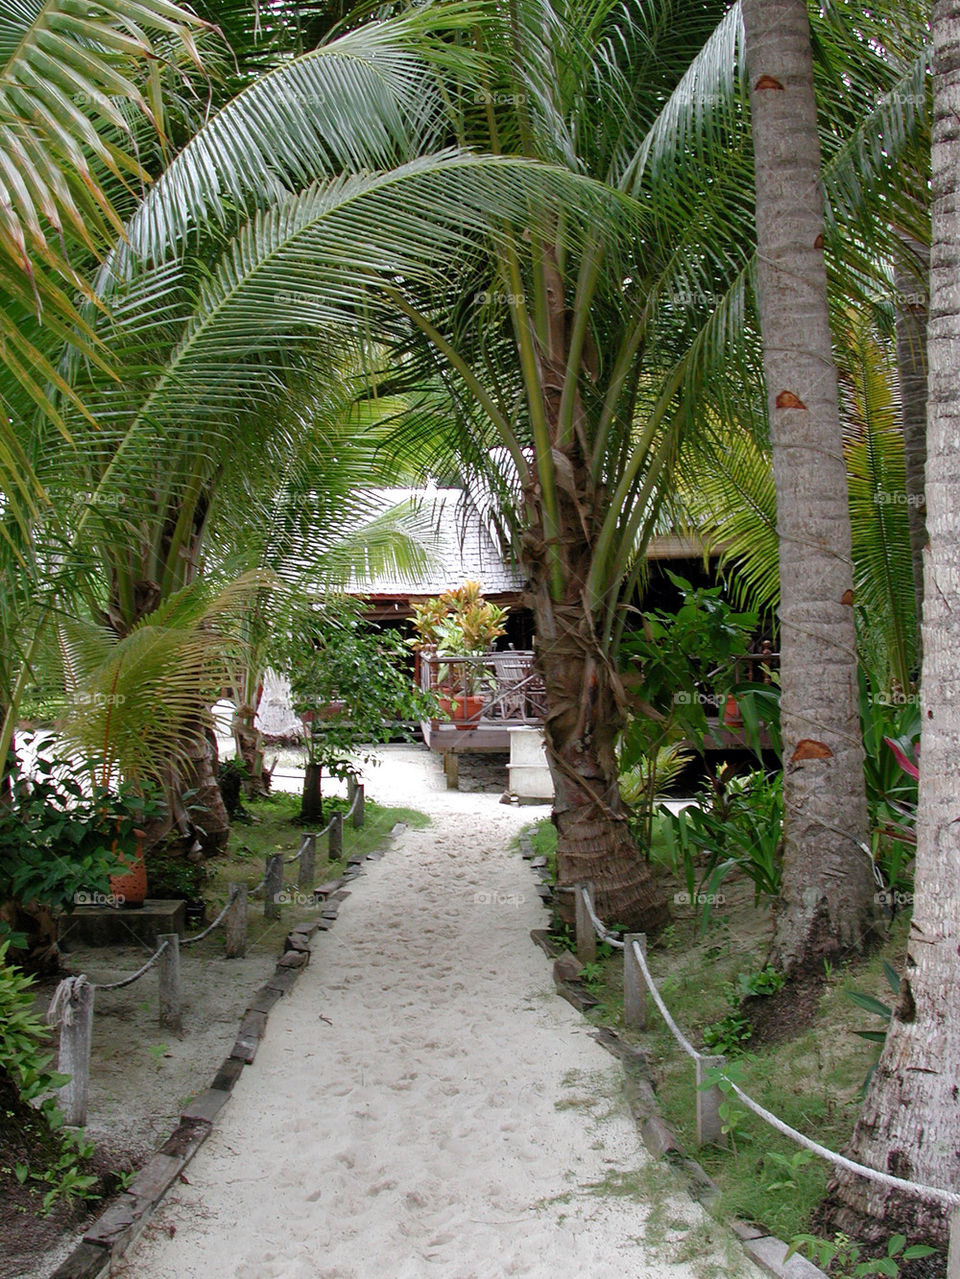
[247,868,269,896]
[47,879,251,1126]
[180,886,239,947]
[94,939,170,990]
[286,826,330,864]
[346,780,364,825]
[46,780,368,1129]
[580,885,624,950]
[625,936,699,1062]
[571,883,960,1263]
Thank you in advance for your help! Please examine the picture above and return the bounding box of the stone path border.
[47,831,398,1279]
[519,834,826,1279]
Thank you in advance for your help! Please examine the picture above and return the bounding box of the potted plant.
[410,583,508,727]
[104,783,166,908]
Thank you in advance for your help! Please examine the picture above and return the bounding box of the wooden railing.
[419,651,546,726]
[729,641,779,686]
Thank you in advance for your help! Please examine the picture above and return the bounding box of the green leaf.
[846,990,893,1019]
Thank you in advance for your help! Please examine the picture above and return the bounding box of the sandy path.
[118,746,756,1279]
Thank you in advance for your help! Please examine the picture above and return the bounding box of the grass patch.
[519,817,558,882]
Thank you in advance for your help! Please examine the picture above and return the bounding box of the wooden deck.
[417,648,779,757]
[419,651,544,753]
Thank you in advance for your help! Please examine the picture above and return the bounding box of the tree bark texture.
[179,726,230,855]
[301,761,324,823]
[894,234,930,655]
[825,3,960,1245]
[742,0,874,973]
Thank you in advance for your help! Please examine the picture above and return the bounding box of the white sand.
[117,746,757,1279]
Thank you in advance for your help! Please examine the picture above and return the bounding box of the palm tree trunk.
[524,485,669,936]
[823,3,960,1245]
[894,233,929,655]
[179,726,230,855]
[742,0,873,973]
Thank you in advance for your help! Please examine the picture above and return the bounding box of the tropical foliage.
[277,595,437,819]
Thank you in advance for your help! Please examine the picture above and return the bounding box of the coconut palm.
[0,8,486,767]
[826,0,960,1244]
[369,0,929,930]
[741,0,874,972]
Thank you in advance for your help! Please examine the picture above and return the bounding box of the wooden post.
[443,751,459,790]
[328,811,343,861]
[696,1053,727,1148]
[158,934,182,1034]
[575,883,597,963]
[623,933,647,1030]
[264,853,283,921]
[224,884,247,958]
[353,783,365,829]
[57,978,94,1127]
[947,1203,960,1279]
[298,833,316,892]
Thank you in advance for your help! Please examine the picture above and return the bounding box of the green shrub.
[659,769,783,927]
[0,941,67,1115]
[0,757,165,949]
[702,965,786,1055]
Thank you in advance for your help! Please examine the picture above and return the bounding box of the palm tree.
[826,0,960,1245]
[0,10,475,769]
[373,0,928,931]
[12,4,709,929]
[739,0,915,972]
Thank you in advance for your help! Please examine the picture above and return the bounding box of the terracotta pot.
[723,693,743,727]
[436,694,483,726]
[453,694,484,729]
[109,834,147,908]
